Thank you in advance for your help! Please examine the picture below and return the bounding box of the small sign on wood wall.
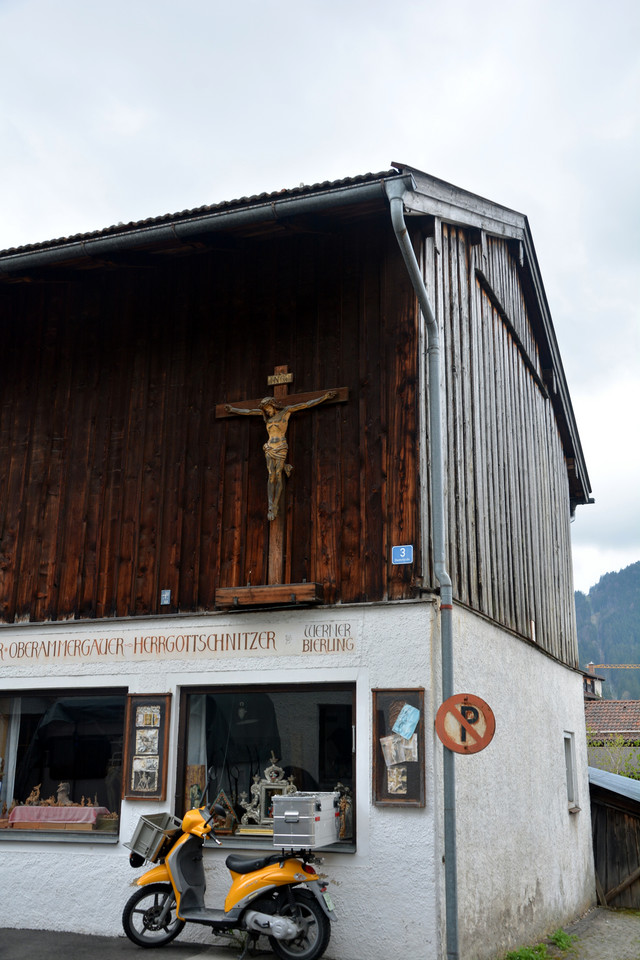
[391,545,413,565]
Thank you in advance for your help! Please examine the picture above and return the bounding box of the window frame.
[175,681,356,849]
[564,730,580,813]
[0,686,127,840]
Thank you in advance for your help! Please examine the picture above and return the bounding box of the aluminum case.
[272,791,340,849]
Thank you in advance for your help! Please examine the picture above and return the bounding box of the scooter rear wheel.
[269,889,331,960]
[122,883,185,947]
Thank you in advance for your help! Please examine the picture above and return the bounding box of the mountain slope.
[576,561,640,699]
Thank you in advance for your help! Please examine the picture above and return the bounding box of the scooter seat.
[225,853,280,874]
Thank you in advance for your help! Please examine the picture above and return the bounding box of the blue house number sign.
[391,545,413,565]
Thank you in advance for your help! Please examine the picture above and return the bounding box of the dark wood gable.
[0,216,420,622]
[0,167,591,670]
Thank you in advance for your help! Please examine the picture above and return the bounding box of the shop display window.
[179,684,354,844]
[0,689,126,836]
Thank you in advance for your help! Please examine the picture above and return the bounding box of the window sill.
[204,836,356,854]
[0,829,120,843]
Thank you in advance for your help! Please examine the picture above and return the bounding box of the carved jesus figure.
[224,391,336,521]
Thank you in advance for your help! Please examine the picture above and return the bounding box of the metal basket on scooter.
[125,812,183,863]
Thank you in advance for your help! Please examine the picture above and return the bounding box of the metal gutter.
[0,176,406,278]
[385,178,458,960]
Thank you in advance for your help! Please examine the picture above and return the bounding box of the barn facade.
[0,165,594,959]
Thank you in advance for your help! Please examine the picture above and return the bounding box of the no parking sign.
[435,693,495,754]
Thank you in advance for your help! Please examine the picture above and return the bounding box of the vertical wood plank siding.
[0,215,578,666]
[0,222,419,621]
[428,224,577,663]
[591,793,640,909]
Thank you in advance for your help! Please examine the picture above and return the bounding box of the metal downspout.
[386,180,458,960]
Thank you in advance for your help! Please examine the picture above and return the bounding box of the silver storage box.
[272,792,340,849]
[125,812,183,862]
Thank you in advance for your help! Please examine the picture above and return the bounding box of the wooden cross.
[217,365,348,585]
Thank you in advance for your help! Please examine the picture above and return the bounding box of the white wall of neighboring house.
[453,606,595,959]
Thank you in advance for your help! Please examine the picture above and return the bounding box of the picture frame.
[122,694,171,801]
[260,783,285,823]
[372,688,425,806]
[211,790,238,834]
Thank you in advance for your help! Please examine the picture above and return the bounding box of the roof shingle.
[585,700,640,735]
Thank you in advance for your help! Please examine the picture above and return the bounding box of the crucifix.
[217,365,348,586]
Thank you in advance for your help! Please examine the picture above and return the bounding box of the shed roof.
[585,700,640,735]
[589,766,640,803]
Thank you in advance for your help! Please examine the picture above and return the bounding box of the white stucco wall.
[0,599,595,960]
[0,601,441,960]
[452,605,595,959]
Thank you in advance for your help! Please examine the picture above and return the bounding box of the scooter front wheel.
[270,889,331,960]
[122,883,185,948]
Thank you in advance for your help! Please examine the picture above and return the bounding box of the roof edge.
[0,171,408,276]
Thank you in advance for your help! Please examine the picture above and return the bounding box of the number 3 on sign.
[392,545,413,565]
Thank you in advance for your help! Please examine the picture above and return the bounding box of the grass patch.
[505,946,549,960]
[548,929,577,951]
[504,928,578,960]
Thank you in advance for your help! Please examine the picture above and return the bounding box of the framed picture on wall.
[372,688,425,806]
[123,694,171,801]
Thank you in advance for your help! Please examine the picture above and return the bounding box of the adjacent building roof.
[589,766,640,803]
[585,700,640,736]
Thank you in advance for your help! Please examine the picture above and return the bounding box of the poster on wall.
[123,694,171,800]
[372,688,425,806]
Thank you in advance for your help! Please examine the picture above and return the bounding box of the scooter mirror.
[210,802,226,818]
[196,765,218,807]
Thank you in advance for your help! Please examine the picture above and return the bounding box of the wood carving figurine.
[25,783,41,805]
[57,781,73,805]
[224,391,336,520]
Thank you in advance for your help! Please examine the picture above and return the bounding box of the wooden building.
[0,165,595,960]
[589,767,640,909]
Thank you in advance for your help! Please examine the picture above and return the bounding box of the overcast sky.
[0,0,637,594]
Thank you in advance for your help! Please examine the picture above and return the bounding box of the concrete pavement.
[0,928,240,960]
[544,906,640,960]
[2,908,640,960]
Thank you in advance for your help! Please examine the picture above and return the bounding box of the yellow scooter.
[122,800,335,959]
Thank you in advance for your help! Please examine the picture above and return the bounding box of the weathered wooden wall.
[423,224,577,664]
[591,787,640,908]
[0,220,418,622]
[0,211,578,667]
